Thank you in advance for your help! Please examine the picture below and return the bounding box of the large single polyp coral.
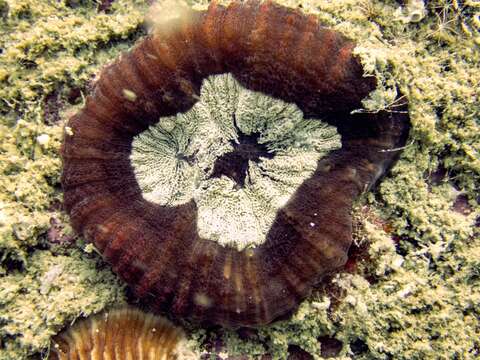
[61,0,410,327]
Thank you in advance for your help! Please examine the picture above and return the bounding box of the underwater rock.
[49,307,192,360]
[61,0,410,327]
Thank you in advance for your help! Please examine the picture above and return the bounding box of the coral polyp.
[49,307,192,360]
[61,0,410,327]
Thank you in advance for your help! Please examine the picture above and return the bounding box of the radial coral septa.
[49,307,195,360]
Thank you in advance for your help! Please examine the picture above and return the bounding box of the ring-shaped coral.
[61,0,410,327]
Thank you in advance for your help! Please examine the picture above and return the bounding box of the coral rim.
[61,0,410,327]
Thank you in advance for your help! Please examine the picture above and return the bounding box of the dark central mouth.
[209,117,275,187]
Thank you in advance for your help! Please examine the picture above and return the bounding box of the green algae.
[0,250,126,359]
[0,0,479,359]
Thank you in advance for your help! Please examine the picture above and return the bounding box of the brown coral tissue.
[61,0,410,327]
[49,307,187,360]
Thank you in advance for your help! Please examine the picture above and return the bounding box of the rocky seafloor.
[0,0,479,359]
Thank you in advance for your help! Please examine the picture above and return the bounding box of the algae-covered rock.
[0,250,125,359]
[0,0,478,359]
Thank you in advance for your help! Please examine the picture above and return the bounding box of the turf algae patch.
[0,251,125,359]
[1,0,479,358]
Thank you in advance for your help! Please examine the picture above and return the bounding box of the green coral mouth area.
[130,73,341,250]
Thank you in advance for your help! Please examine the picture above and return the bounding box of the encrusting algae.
[0,0,479,359]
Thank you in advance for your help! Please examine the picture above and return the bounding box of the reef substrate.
[0,0,479,359]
